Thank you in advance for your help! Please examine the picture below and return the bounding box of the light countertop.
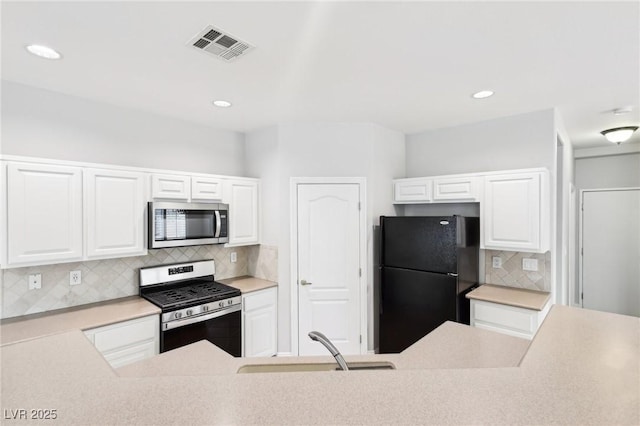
[467,283,551,311]
[0,296,160,346]
[218,275,277,293]
[1,304,638,424]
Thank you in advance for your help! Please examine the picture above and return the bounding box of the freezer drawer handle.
[300,279,312,286]
[447,273,458,277]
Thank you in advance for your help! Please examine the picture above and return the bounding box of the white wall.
[406,109,556,176]
[575,152,640,189]
[574,150,640,305]
[1,81,245,175]
[245,122,405,354]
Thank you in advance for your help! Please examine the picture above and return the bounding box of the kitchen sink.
[237,361,395,374]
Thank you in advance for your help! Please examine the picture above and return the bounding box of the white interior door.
[297,183,362,355]
[581,189,640,317]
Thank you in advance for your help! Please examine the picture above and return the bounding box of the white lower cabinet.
[242,287,277,357]
[84,315,159,368]
[470,299,550,340]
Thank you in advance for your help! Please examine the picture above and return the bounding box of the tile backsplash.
[247,245,278,282]
[484,250,551,292]
[1,245,248,319]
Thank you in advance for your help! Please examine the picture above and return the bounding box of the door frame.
[578,187,640,307]
[289,177,368,356]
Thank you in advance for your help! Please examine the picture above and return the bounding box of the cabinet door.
[432,176,480,202]
[191,176,223,202]
[225,179,260,246]
[151,174,190,200]
[393,178,432,203]
[6,162,83,265]
[85,169,147,259]
[243,287,277,357]
[483,172,546,252]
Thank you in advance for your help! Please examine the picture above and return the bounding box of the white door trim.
[290,177,368,356]
[578,187,640,307]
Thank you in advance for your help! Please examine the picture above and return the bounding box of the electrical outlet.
[522,258,539,272]
[70,270,82,286]
[492,256,502,269]
[28,273,42,290]
[230,252,237,263]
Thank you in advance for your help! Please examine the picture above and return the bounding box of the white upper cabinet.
[5,162,83,266]
[191,176,223,201]
[85,168,147,259]
[151,174,190,200]
[482,170,549,253]
[224,179,260,246]
[432,176,480,202]
[393,178,432,203]
[151,174,223,202]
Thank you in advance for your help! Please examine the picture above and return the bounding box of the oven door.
[160,306,241,357]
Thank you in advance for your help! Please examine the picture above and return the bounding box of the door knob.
[300,279,312,286]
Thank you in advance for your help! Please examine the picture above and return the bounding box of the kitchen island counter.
[1,305,638,425]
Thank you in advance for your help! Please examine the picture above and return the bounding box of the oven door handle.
[163,304,241,331]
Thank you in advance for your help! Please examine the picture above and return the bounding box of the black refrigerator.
[378,216,479,353]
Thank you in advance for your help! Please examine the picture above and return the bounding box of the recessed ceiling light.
[212,100,232,108]
[25,44,62,60]
[472,90,494,99]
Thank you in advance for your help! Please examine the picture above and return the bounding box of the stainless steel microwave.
[148,202,228,249]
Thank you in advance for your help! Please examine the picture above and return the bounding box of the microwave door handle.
[214,210,221,238]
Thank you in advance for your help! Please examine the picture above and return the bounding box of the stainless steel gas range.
[139,260,242,356]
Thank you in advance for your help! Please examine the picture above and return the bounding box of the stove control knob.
[175,312,182,319]
[202,305,209,312]
[186,309,193,316]
[227,300,232,305]
[219,301,224,308]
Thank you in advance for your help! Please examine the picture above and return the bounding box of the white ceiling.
[2,1,639,149]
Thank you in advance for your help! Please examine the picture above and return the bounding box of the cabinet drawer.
[243,287,277,312]
[151,174,190,200]
[473,301,536,334]
[92,316,158,353]
[191,177,223,201]
[393,179,432,203]
[103,340,156,369]
[432,177,479,201]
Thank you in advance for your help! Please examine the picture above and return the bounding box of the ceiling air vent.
[187,25,254,62]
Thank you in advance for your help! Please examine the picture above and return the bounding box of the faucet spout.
[308,331,349,371]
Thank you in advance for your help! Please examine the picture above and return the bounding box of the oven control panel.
[161,296,242,323]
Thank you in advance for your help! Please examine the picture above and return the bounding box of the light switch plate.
[522,258,539,271]
[230,252,237,263]
[492,256,502,268]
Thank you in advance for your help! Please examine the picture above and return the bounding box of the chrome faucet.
[308,331,349,371]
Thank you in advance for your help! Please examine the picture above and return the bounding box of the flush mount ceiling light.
[25,44,62,60]
[212,100,232,108]
[600,126,638,144]
[472,90,494,99]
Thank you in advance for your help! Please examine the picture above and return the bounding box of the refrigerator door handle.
[447,273,458,277]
